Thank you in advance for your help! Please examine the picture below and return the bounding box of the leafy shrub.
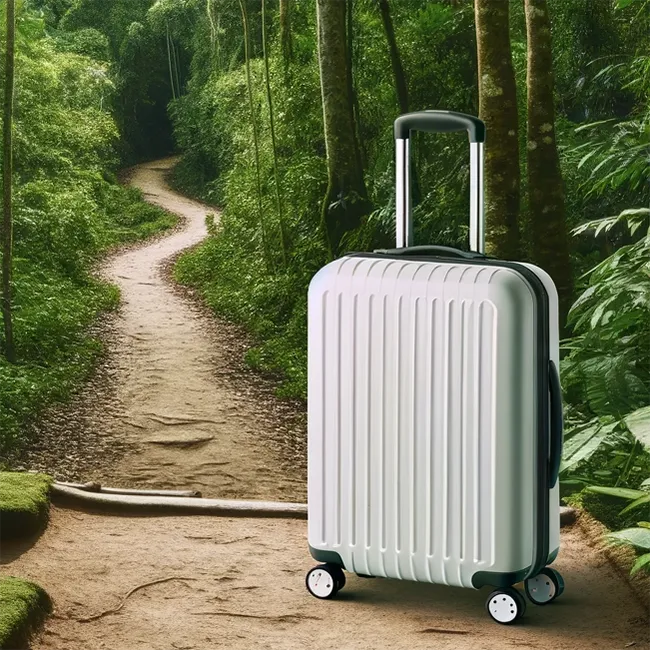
[0,8,176,454]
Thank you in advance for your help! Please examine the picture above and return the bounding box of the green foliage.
[607,526,650,550]
[170,1,484,398]
[606,526,650,577]
[0,4,176,454]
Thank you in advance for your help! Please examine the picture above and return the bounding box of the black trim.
[374,245,487,260]
[394,111,486,143]
[548,360,564,489]
[471,547,559,589]
[309,545,344,567]
[472,567,529,589]
[347,251,551,583]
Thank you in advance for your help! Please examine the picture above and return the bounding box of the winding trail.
[91,158,305,501]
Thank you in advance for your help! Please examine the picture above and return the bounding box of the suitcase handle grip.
[394,111,485,253]
[373,245,486,260]
[548,360,563,489]
[394,110,486,143]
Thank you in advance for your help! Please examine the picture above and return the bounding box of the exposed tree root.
[77,576,197,622]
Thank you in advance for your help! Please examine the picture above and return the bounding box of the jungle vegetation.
[1,0,649,564]
[0,0,175,451]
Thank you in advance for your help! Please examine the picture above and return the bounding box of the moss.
[0,473,52,541]
[0,577,51,650]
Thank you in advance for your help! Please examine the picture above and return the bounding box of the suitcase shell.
[307,254,560,589]
[307,109,562,593]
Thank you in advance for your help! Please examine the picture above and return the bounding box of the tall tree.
[279,0,293,64]
[474,0,521,259]
[166,22,177,100]
[238,0,272,270]
[378,0,409,115]
[2,0,16,363]
[316,0,371,256]
[525,0,573,323]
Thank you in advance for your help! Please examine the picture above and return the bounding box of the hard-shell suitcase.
[305,111,565,624]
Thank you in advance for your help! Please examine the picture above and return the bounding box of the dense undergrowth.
[0,10,175,456]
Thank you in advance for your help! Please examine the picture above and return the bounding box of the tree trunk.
[525,0,573,324]
[261,0,289,263]
[2,0,16,363]
[378,0,408,115]
[316,0,371,256]
[238,0,272,270]
[279,0,293,64]
[346,0,365,169]
[474,0,521,259]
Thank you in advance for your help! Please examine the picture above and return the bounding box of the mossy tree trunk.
[525,0,573,324]
[316,0,372,256]
[2,0,16,363]
[378,0,408,115]
[474,0,521,259]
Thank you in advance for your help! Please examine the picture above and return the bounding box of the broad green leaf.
[616,0,642,7]
[560,424,609,474]
[630,553,650,576]
[605,527,650,550]
[585,486,647,500]
[625,406,650,449]
[620,494,650,515]
[574,119,617,133]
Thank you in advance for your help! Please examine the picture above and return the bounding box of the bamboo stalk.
[2,0,16,363]
[262,0,289,264]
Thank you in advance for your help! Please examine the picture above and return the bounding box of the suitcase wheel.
[524,567,564,605]
[485,587,526,624]
[305,564,346,599]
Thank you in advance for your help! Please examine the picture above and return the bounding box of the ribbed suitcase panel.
[308,256,539,588]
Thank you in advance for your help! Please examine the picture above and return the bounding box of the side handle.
[548,360,563,489]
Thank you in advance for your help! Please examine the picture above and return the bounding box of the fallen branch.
[77,576,196,622]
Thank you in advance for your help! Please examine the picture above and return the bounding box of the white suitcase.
[305,111,564,624]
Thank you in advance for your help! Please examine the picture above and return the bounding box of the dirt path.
[1,506,647,650]
[20,157,305,502]
[104,158,305,501]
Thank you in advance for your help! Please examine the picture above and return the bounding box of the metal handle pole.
[395,138,412,248]
[469,142,485,254]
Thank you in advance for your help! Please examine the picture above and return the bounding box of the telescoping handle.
[394,110,486,253]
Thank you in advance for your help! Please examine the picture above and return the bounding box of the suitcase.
[305,110,564,624]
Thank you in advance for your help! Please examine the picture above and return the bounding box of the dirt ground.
[0,506,646,650]
[101,158,306,501]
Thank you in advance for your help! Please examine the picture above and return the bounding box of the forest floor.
[0,507,647,650]
[4,158,648,649]
[17,157,306,503]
